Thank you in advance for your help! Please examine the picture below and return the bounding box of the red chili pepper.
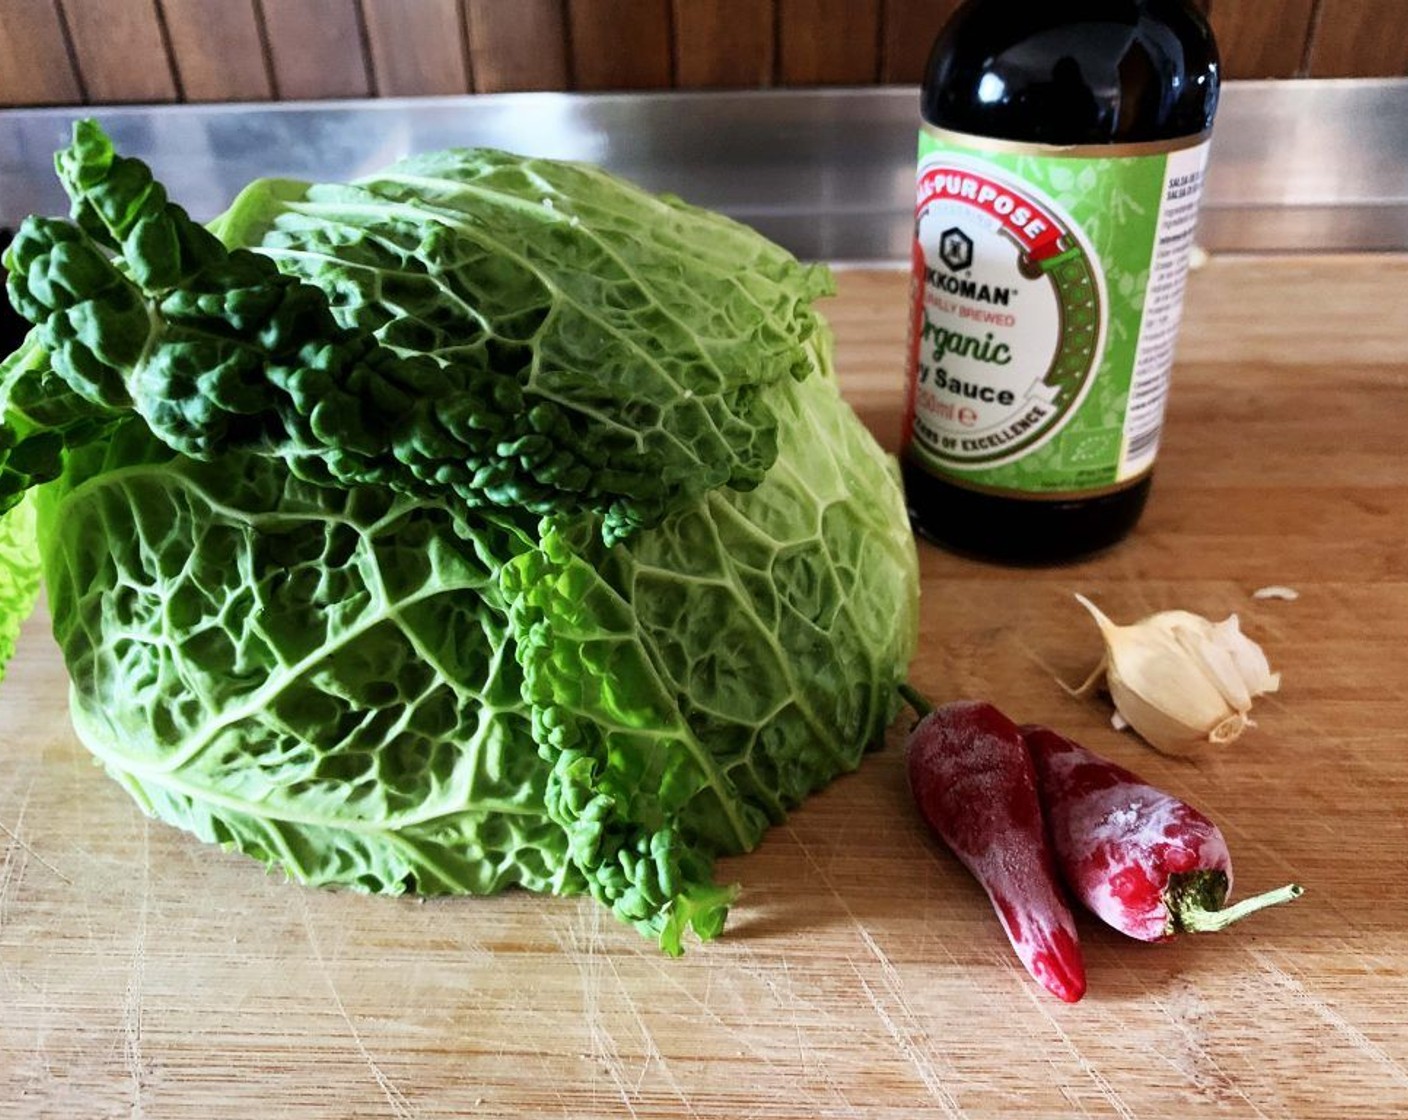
[1023,724,1302,942]
[905,697,1086,1003]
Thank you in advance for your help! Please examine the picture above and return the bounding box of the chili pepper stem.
[897,683,934,719]
[1166,870,1304,935]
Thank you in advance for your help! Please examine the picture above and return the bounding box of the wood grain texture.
[258,0,372,100]
[778,0,881,85]
[61,0,177,103]
[3,255,1407,1117]
[672,0,774,89]
[0,0,82,106]
[6,0,1408,105]
[879,0,957,84]
[1307,0,1408,77]
[567,0,672,90]
[160,0,272,102]
[465,0,570,93]
[361,0,468,96]
[1207,0,1318,78]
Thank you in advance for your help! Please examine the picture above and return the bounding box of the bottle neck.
[924,0,1219,146]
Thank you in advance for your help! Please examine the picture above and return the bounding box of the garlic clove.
[1208,614,1281,695]
[1172,621,1254,712]
[1105,665,1221,755]
[1072,595,1279,755]
[1109,633,1245,749]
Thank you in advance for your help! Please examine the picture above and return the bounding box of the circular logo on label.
[907,157,1106,469]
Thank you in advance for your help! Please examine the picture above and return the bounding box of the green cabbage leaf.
[0,493,41,680]
[7,121,831,544]
[3,121,918,951]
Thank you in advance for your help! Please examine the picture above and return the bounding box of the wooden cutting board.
[3,256,1406,1119]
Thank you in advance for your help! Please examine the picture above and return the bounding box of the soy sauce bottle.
[901,0,1220,563]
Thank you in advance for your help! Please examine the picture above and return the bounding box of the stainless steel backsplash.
[2,80,1405,259]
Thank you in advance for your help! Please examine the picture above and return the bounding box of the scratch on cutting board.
[641,945,850,1115]
[784,825,968,1117]
[0,816,27,939]
[855,926,966,1119]
[1249,948,1408,1092]
[782,956,809,1070]
[1,780,72,940]
[1329,935,1400,978]
[852,964,965,1120]
[771,955,861,1118]
[120,818,151,1118]
[717,940,859,1117]
[644,948,784,1042]
[1,779,73,891]
[555,906,641,1120]
[1115,966,1272,1118]
[786,820,969,976]
[602,953,702,1119]
[1018,981,1139,1120]
[300,900,420,1120]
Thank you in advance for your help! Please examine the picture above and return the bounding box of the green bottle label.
[903,124,1211,498]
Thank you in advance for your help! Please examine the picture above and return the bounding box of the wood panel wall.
[2,0,1404,108]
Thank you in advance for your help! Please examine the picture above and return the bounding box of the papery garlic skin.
[1073,596,1279,755]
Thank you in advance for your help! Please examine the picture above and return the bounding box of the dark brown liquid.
[906,0,1219,564]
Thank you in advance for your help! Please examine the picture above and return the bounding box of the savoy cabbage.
[1,122,918,951]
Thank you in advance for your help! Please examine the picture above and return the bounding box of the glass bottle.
[902,0,1220,563]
